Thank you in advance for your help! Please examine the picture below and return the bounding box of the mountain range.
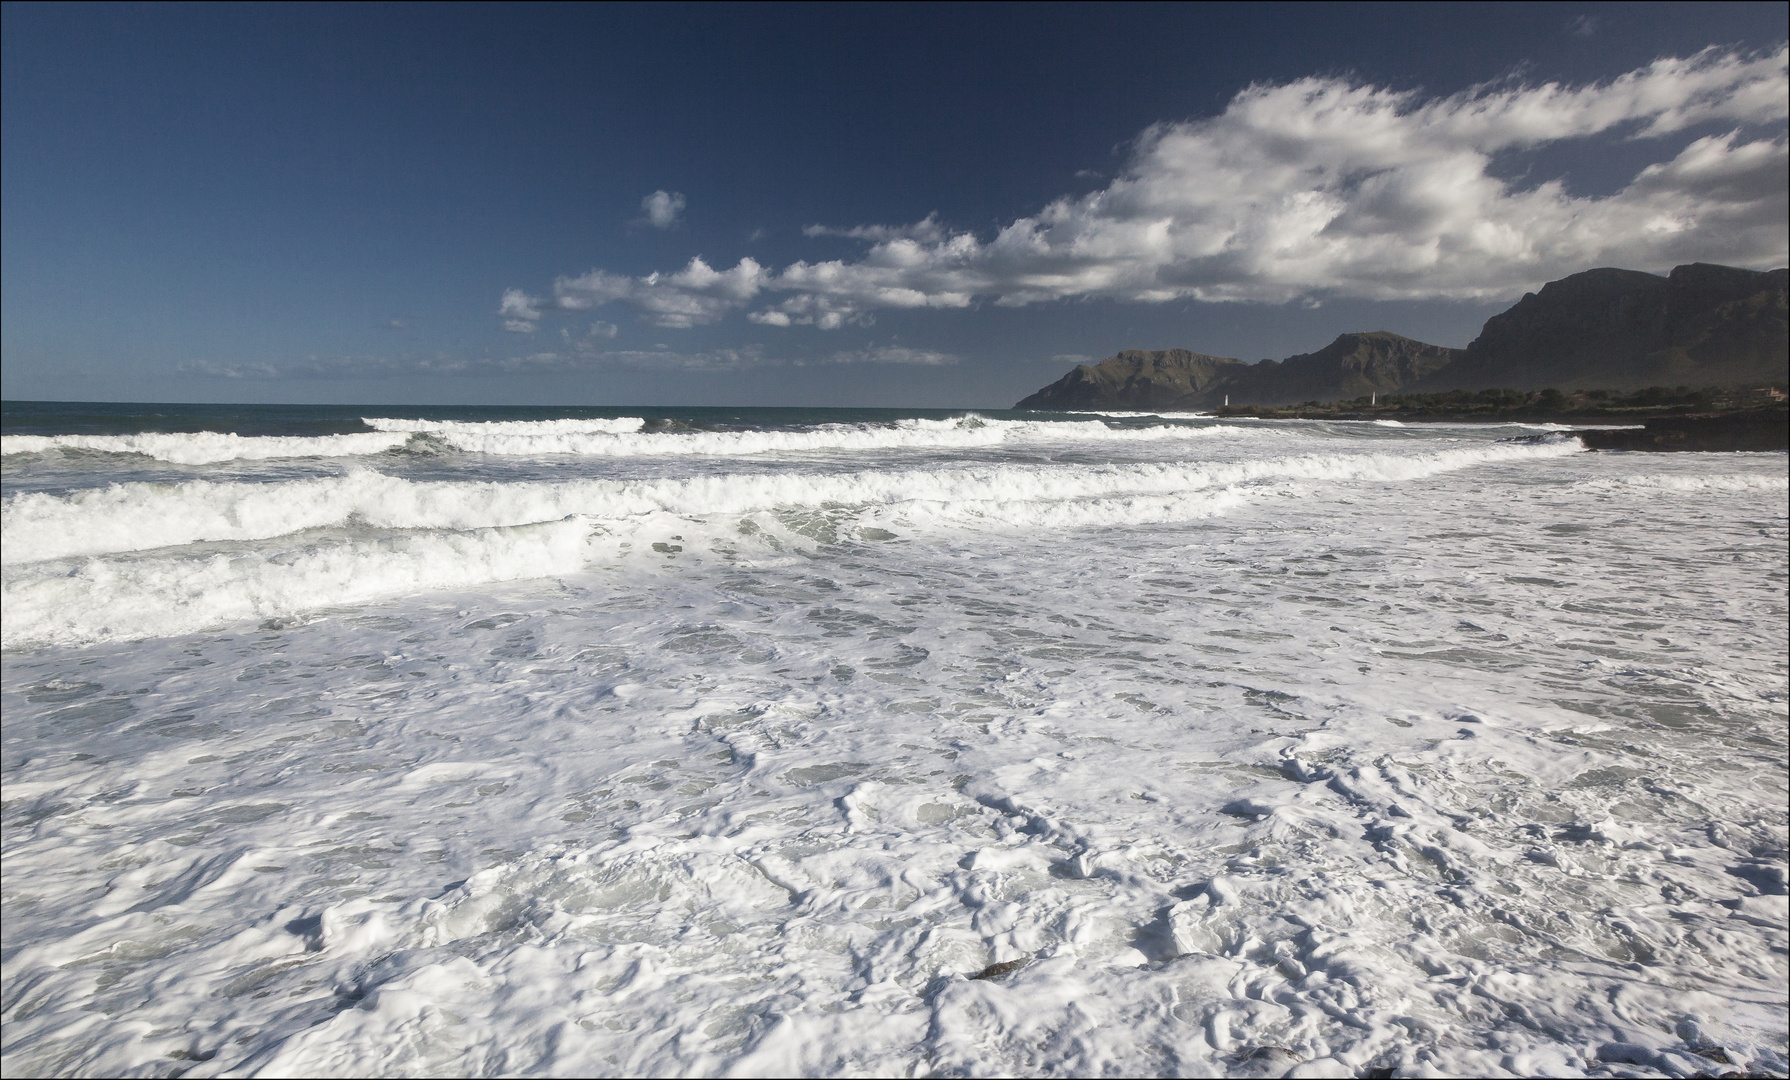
[1014,263,1789,411]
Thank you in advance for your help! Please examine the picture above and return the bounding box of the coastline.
[1199,403,1789,451]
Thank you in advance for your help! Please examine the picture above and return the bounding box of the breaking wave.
[361,416,649,435]
[2,440,1581,647]
[2,519,590,649]
[3,440,1582,566]
[2,414,1272,464]
[0,431,413,465]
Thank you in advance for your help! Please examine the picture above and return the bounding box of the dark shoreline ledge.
[1197,403,1787,451]
[1570,409,1789,452]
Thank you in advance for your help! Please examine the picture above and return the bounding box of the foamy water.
[2,407,1785,1077]
[0,413,1269,465]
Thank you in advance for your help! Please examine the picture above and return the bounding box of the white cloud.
[582,346,765,370]
[554,257,768,328]
[499,288,542,332]
[513,48,1787,328]
[183,354,496,379]
[641,190,687,229]
[506,345,772,372]
[801,214,950,244]
[820,346,957,366]
[178,344,772,379]
[177,337,964,380]
[178,358,279,378]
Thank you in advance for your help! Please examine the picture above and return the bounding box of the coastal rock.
[1573,408,1788,452]
[1427,262,1789,392]
[1238,331,1462,403]
[1014,263,1788,411]
[1013,333,1456,411]
[1013,349,1245,411]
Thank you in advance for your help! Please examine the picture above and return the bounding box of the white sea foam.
[2,518,588,648]
[1,415,1266,464]
[3,418,1783,1078]
[1,441,1581,647]
[405,414,1276,458]
[1573,472,1790,493]
[2,440,1580,567]
[363,416,648,435]
[0,431,412,464]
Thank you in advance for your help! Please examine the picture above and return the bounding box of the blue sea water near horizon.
[2,400,1785,1077]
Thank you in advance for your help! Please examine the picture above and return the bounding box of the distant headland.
[1015,263,1789,414]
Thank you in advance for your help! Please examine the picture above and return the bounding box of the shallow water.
[3,406,1785,1077]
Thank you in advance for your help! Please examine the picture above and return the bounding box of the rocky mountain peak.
[1014,262,1787,410]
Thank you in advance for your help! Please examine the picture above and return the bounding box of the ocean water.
[2,403,1785,1078]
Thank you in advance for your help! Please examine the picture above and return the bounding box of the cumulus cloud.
[801,214,951,244]
[514,48,1786,330]
[499,289,543,332]
[555,257,768,329]
[641,190,687,229]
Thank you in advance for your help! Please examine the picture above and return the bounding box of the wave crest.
[2,415,1269,464]
[1,441,1585,647]
[0,431,413,465]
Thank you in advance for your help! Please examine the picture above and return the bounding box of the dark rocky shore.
[1571,408,1789,452]
[1202,387,1789,449]
[1205,397,1788,452]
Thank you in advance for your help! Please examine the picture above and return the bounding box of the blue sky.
[3,2,1785,407]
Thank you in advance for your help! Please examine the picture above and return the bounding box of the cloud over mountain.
[511,48,1787,331]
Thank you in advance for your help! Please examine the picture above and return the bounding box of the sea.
[2,401,1785,1078]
